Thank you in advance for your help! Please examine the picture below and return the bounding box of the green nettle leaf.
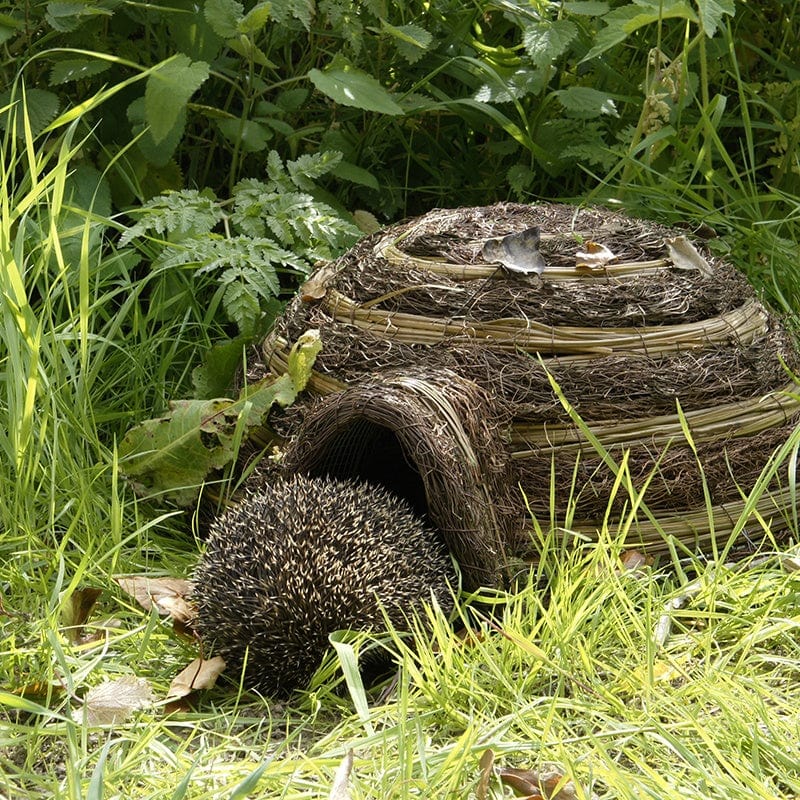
[145,55,209,145]
[269,0,315,29]
[381,21,434,65]
[127,96,187,167]
[583,2,698,61]
[0,13,23,44]
[45,1,113,33]
[474,68,546,103]
[0,88,59,137]
[49,58,111,85]
[308,64,404,116]
[204,0,243,39]
[523,20,578,70]
[554,86,618,119]
[696,0,735,36]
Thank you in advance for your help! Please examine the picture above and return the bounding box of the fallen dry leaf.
[300,262,338,302]
[498,767,578,800]
[80,676,154,726]
[61,588,102,643]
[329,749,354,800]
[115,576,195,624]
[576,240,616,271]
[619,550,652,574]
[476,749,495,800]
[665,236,714,277]
[167,656,226,700]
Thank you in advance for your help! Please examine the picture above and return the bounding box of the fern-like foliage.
[120,151,362,337]
[119,189,223,246]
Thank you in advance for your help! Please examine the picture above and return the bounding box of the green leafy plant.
[119,150,361,339]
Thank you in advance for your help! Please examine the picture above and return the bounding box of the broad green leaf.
[119,348,315,505]
[0,13,23,45]
[204,0,242,38]
[554,86,618,118]
[145,55,209,145]
[523,20,578,70]
[46,1,113,33]
[332,160,380,190]
[192,340,247,400]
[238,1,271,33]
[474,68,546,103]
[129,97,187,167]
[696,0,735,36]
[49,58,111,85]
[308,65,404,116]
[217,118,272,152]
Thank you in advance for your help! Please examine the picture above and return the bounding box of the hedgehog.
[193,473,456,696]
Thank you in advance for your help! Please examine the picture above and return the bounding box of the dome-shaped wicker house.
[255,202,800,589]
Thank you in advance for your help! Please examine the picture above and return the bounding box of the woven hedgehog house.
[259,203,800,590]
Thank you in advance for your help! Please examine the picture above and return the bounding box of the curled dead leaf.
[619,550,652,574]
[329,749,354,800]
[576,241,616,272]
[498,767,578,800]
[476,749,495,800]
[665,236,713,277]
[115,576,196,625]
[300,262,338,302]
[167,656,226,700]
[61,588,102,643]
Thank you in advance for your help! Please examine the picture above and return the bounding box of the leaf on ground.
[329,749,354,800]
[498,767,579,800]
[80,676,154,726]
[476,749,495,800]
[665,236,713,277]
[168,656,226,700]
[618,549,651,574]
[116,576,195,625]
[61,588,102,642]
[782,553,800,572]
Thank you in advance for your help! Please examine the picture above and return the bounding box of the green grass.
[2,43,800,800]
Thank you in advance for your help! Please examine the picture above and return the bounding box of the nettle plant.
[120,149,361,341]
